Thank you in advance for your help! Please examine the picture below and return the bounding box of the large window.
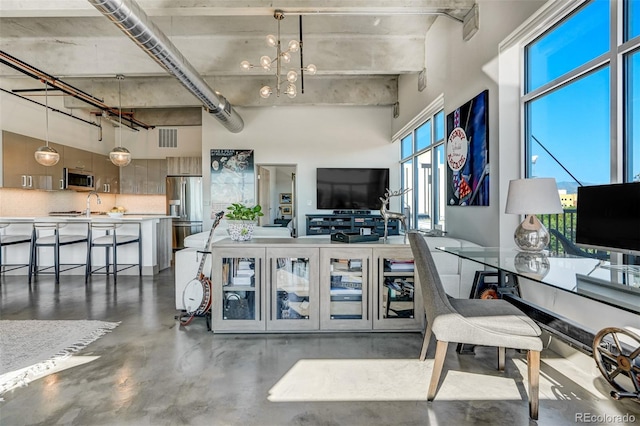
[399,105,446,231]
[523,0,640,258]
[525,0,639,185]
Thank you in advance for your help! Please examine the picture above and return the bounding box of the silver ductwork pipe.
[88,0,244,133]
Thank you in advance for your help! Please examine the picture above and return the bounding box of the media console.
[306,213,400,236]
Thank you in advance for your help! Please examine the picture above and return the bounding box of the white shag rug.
[0,320,119,395]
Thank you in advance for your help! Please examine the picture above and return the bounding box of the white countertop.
[0,215,172,222]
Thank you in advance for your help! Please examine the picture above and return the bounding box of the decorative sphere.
[240,60,251,71]
[259,86,272,99]
[260,56,272,70]
[306,64,317,75]
[266,34,277,47]
[34,145,60,166]
[288,40,300,52]
[286,84,297,98]
[287,70,298,83]
[109,146,132,167]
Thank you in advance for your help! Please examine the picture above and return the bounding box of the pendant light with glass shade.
[34,82,60,166]
[109,74,132,167]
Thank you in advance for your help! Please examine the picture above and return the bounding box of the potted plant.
[225,203,264,241]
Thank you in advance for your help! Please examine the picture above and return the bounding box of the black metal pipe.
[299,15,305,94]
[0,88,101,129]
[0,49,153,130]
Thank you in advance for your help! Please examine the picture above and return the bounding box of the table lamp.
[505,178,563,252]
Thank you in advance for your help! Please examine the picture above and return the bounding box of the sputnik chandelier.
[241,10,316,99]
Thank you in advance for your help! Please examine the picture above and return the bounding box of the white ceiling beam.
[0,1,474,19]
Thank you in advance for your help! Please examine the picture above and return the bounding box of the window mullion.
[523,54,611,103]
[612,0,623,183]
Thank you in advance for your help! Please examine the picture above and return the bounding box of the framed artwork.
[279,193,292,204]
[280,205,292,215]
[446,90,490,206]
[210,149,255,216]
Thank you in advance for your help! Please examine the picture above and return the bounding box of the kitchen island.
[0,215,172,276]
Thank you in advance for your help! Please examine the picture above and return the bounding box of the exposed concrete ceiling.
[0,0,476,126]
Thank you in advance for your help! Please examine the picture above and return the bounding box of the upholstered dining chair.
[407,232,543,420]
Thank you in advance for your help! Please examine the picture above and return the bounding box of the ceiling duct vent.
[88,0,243,133]
[159,128,178,148]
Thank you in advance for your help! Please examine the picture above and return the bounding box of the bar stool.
[29,220,90,284]
[86,221,142,284]
[0,221,33,276]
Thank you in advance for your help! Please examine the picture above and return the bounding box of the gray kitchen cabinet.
[119,159,166,194]
[2,130,64,190]
[119,159,142,194]
[146,159,167,194]
[63,146,92,171]
[92,153,120,193]
[166,156,202,176]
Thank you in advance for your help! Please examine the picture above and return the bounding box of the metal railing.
[538,210,606,258]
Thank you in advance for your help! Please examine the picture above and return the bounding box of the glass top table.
[436,247,640,315]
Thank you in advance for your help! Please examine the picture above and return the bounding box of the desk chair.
[86,221,141,284]
[0,222,33,276]
[29,220,90,284]
[408,232,543,420]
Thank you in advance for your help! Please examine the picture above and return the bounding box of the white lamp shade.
[505,178,563,214]
[34,145,60,166]
[109,146,132,167]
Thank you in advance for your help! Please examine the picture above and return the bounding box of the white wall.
[0,82,201,170]
[201,105,396,232]
[0,82,105,154]
[393,0,546,246]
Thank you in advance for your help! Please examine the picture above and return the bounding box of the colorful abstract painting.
[446,90,489,206]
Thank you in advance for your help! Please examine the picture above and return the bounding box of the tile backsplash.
[0,188,166,217]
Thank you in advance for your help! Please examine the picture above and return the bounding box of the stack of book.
[232,260,255,285]
[385,259,415,271]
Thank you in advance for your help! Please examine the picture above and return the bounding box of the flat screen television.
[576,182,640,255]
[316,168,390,211]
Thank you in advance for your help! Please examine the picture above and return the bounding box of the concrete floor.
[0,270,639,426]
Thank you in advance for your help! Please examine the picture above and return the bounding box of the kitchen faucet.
[86,191,101,217]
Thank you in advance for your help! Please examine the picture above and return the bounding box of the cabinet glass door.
[222,257,257,320]
[320,248,371,330]
[373,247,423,331]
[382,259,415,319]
[211,248,265,332]
[267,247,319,331]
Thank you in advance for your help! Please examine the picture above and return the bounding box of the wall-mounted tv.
[316,168,390,211]
[576,182,640,255]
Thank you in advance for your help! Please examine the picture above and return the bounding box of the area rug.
[0,320,120,395]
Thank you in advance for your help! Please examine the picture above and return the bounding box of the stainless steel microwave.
[63,168,95,191]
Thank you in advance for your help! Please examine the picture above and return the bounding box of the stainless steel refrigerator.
[166,176,203,251]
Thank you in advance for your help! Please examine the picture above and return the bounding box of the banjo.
[180,211,224,326]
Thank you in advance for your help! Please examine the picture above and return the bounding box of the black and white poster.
[210,149,255,216]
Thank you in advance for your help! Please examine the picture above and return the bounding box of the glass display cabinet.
[211,247,265,332]
[266,247,319,331]
[373,247,424,330]
[319,247,372,330]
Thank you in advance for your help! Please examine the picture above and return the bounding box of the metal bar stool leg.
[54,230,60,284]
[28,229,35,284]
[113,242,118,284]
[85,236,91,284]
[138,230,142,276]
